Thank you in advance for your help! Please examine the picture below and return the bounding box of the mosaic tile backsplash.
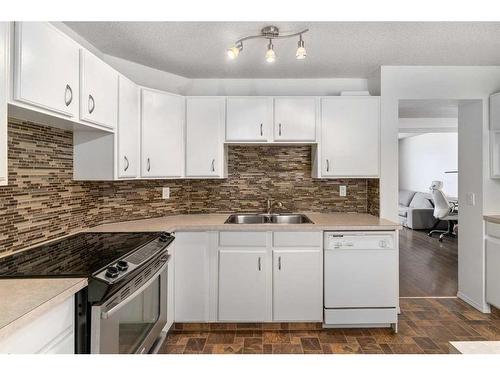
[0,119,379,256]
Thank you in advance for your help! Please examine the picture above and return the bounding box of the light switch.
[162,187,170,199]
[339,185,347,197]
[466,192,475,206]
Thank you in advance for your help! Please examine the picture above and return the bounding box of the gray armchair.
[398,190,437,230]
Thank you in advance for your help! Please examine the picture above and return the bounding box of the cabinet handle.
[278,123,282,136]
[211,159,215,172]
[278,256,282,270]
[258,257,262,271]
[147,158,151,172]
[326,159,330,172]
[260,123,263,137]
[64,84,73,106]
[88,94,95,114]
[124,156,129,171]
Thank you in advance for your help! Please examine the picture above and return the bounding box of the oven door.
[91,260,168,354]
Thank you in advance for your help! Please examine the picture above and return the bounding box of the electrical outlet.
[339,185,347,197]
[162,187,170,199]
[466,192,475,206]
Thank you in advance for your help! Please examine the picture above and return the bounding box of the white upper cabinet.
[274,97,316,142]
[117,76,140,178]
[490,93,500,130]
[141,88,184,178]
[319,97,380,177]
[13,22,79,118]
[79,50,118,130]
[226,97,273,142]
[185,97,226,178]
[0,22,8,186]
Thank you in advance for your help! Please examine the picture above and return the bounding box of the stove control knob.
[159,233,171,242]
[105,266,119,279]
[116,260,129,271]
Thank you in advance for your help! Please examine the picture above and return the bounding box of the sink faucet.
[266,199,283,215]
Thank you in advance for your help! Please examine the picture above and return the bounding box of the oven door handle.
[101,255,170,320]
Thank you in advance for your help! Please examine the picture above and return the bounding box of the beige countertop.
[450,341,500,354]
[0,278,87,341]
[484,215,500,225]
[90,212,401,233]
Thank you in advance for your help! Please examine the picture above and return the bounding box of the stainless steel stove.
[0,231,175,354]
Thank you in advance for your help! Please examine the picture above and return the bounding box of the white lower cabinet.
[273,249,323,321]
[218,249,269,322]
[0,295,75,354]
[486,222,500,309]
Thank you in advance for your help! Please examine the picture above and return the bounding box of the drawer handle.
[260,123,263,137]
[278,256,281,270]
[326,159,330,172]
[211,159,215,172]
[278,123,282,136]
[258,257,262,271]
[88,94,95,114]
[124,156,129,171]
[147,158,151,172]
[64,84,73,106]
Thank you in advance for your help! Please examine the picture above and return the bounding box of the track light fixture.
[226,25,309,63]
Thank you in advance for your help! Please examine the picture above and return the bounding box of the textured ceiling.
[64,22,500,79]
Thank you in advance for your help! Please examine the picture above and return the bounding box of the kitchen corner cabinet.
[226,97,273,142]
[185,97,226,178]
[0,296,75,354]
[141,88,185,178]
[0,22,8,186]
[274,97,317,142]
[316,96,380,178]
[79,50,118,130]
[117,76,140,178]
[13,22,79,119]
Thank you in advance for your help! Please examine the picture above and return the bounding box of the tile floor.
[159,298,500,354]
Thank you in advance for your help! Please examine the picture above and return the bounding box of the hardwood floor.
[399,228,458,297]
[159,298,500,354]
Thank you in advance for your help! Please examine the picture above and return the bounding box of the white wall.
[381,66,500,312]
[399,133,458,197]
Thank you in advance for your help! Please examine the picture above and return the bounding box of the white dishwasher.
[323,231,398,331]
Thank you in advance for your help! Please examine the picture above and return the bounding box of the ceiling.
[64,22,500,79]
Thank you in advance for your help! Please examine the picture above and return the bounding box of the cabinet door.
[274,97,316,142]
[117,76,139,178]
[490,93,500,130]
[14,22,79,118]
[321,97,380,177]
[0,22,8,186]
[186,97,225,177]
[273,250,322,321]
[226,97,272,141]
[486,237,500,308]
[80,50,118,129]
[174,232,209,322]
[141,89,184,178]
[218,250,268,321]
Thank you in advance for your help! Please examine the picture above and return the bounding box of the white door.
[226,97,272,142]
[274,97,316,142]
[0,22,8,186]
[117,76,139,179]
[185,97,225,177]
[174,232,209,322]
[273,250,322,321]
[218,250,268,321]
[14,22,79,118]
[486,237,500,308]
[79,50,118,129]
[321,97,380,177]
[141,89,184,178]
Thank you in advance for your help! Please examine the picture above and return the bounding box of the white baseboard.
[457,291,491,313]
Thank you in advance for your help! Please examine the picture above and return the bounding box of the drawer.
[324,308,397,326]
[273,231,322,248]
[486,221,500,239]
[219,232,267,247]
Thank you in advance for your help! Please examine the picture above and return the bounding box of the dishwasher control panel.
[324,232,395,250]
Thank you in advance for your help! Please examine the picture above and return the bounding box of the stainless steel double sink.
[225,213,314,224]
